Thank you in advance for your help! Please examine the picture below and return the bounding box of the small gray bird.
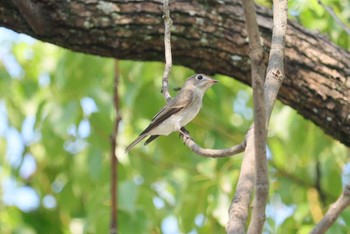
[125,74,218,152]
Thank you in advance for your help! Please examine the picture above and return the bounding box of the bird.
[125,74,218,152]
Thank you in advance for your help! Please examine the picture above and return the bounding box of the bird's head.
[185,74,218,92]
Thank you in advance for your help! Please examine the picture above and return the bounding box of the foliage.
[289,0,350,49]
[258,0,350,49]
[0,1,349,233]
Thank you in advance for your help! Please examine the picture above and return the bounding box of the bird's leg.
[180,127,190,135]
[179,127,191,142]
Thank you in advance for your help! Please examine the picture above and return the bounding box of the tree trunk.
[1,0,349,146]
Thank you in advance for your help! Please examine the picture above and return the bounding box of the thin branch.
[227,127,256,234]
[110,60,121,234]
[318,0,350,35]
[264,0,288,122]
[161,0,173,102]
[227,0,288,232]
[252,0,289,229]
[182,136,246,158]
[241,0,268,232]
[311,184,350,234]
[227,0,268,232]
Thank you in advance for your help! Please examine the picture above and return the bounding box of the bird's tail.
[125,134,147,153]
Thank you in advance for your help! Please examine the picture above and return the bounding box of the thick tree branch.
[311,183,350,234]
[11,0,52,35]
[1,0,349,147]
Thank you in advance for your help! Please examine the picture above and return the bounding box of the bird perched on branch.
[125,74,218,152]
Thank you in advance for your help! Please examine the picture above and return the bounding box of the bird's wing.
[144,135,159,145]
[151,88,193,121]
[140,89,193,135]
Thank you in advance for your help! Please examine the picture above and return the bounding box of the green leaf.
[118,181,139,213]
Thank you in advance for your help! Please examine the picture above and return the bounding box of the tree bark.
[1,0,349,146]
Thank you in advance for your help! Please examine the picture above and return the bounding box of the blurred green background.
[0,0,349,233]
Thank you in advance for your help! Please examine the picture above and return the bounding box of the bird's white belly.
[147,105,200,136]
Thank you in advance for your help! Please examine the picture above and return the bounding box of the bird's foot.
[180,127,190,135]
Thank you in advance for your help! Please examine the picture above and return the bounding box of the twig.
[161,0,173,102]
[311,183,350,234]
[318,0,350,35]
[240,0,268,233]
[110,60,121,234]
[315,160,327,205]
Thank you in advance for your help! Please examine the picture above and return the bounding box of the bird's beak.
[210,79,218,84]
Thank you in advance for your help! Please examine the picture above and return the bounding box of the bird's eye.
[197,75,203,80]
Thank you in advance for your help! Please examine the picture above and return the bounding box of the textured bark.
[1,0,350,146]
